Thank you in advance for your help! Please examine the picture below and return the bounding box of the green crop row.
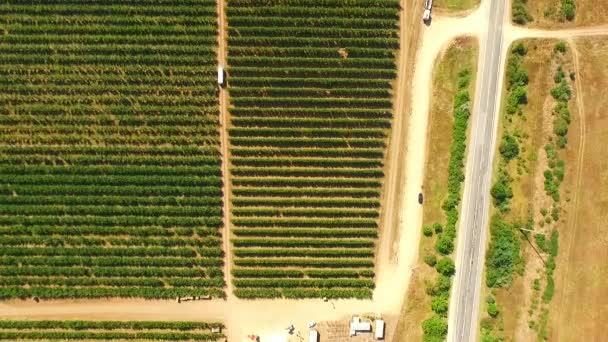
[228,16,397,30]
[231,156,382,169]
[229,0,399,9]
[0,53,214,66]
[0,195,220,207]
[0,319,222,331]
[230,86,390,99]
[234,278,374,288]
[230,147,384,159]
[229,46,395,59]
[1,134,219,147]
[231,117,391,129]
[0,286,224,300]
[233,247,373,258]
[0,205,220,218]
[0,4,217,16]
[230,96,392,109]
[229,127,385,139]
[0,215,221,228]
[230,76,391,90]
[233,287,372,299]
[230,65,395,78]
[0,225,219,239]
[1,184,221,197]
[232,187,379,198]
[234,257,373,268]
[232,197,379,208]
[231,166,383,178]
[227,6,398,20]
[0,246,200,258]
[232,178,380,189]
[233,228,377,238]
[232,217,377,228]
[231,268,373,279]
[1,256,222,268]
[232,238,374,248]
[0,155,218,167]
[230,137,385,148]
[0,331,222,341]
[230,107,391,119]
[232,207,378,218]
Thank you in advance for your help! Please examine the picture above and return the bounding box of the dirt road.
[216,0,233,296]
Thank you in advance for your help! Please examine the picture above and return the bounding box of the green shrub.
[491,171,513,207]
[555,41,567,53]
[435,257,455,276]
[561,0,576,21]
[534,234,548,253]
[551,207,560,221]
[422,315,448,338]
[431,294,449,315]
[423,225,434,237]
[486,216,521,288]
[512,42,527,56]
[487,302,500,318]
[550,229,559,257]
[542,277,555,303]
[433,223,443,233]
[554,66,565,83]
[435,234,454,255]
[551,79,572,101]
[499,135,520,160]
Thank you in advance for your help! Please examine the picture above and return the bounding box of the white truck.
[423,0,433,23]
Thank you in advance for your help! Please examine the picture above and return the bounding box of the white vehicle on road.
[423,0,433,23]
[217,66,226,87]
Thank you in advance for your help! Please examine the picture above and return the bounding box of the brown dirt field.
[550,36,608,342]
[481,39,578,340]
[523,0,608,28]
[393,37,478,341]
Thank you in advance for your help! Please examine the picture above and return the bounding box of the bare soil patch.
[522,0,608,28]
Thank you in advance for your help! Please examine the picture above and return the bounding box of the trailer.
[375,320,385,340]
[309,330,319,342]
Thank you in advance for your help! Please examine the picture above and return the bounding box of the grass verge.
[393,37,478,341]
[480,39,576,341]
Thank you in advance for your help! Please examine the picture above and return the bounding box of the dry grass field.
[522,0,608,28]
[480,38,578,341]
[393,37,477,341]
[549,36,608,341]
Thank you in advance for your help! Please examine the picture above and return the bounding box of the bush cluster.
[421,64,474,341]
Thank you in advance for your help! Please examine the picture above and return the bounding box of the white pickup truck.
[423,0,433,23]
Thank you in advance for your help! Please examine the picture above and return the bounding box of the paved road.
[447,0,507,341]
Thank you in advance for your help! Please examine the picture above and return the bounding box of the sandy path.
[506,24,608,41]
[216,0,233,296]
[375,10,485,316]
